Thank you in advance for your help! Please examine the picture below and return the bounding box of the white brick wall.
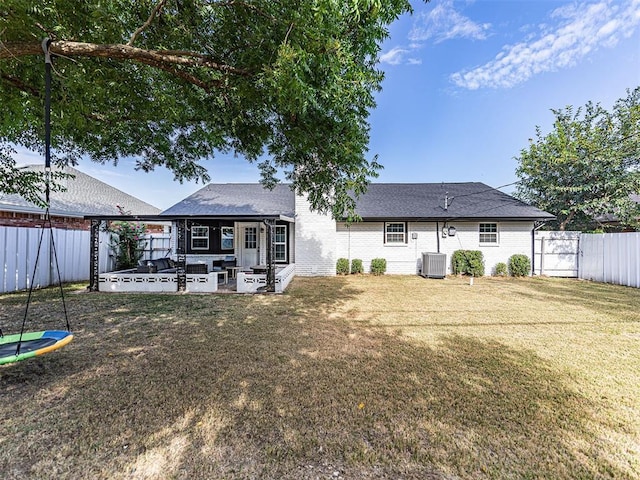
[336,221,535,275]
[294,195,337,276]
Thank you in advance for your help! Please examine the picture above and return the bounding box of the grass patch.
[1,276,639,479]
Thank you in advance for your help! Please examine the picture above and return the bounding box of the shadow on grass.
[0,278,631,479]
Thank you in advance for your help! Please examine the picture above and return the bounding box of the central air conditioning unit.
[421,252,446,279]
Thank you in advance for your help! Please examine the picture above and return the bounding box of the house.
[0,165,161,229]
[88,182,553,293]
[159,182,555,277]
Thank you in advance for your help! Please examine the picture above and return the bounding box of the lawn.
[1,276,639,479]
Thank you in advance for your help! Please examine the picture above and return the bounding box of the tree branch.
[128,0,167,46]
[0,41,253,85]
[0,73,40,97]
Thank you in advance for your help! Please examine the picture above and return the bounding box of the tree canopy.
[0,0,413,216]
[515,87,640,231]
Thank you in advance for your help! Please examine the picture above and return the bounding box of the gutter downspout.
[532,222,547,276]
[436,221,440,253]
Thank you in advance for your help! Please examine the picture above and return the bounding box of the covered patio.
[86,213,295,294]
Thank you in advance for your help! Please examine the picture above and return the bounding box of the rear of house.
[167,182,554,278]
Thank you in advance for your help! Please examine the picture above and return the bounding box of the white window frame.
[479,223,498,245]
[385,222,406,244]
[244,226,257,249]
[191,226,209,250]
[221,226,234,250]
[274,225,287,262]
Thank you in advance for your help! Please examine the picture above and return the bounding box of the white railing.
[98,272,218,293]
[236,264,295,293]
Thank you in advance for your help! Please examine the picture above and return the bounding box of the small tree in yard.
[105,206,147,270]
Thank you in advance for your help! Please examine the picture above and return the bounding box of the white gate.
[533,231,580,277]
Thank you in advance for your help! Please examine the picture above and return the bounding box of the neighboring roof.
[595,193,640,224]
[0,165,161,217]
[161,182,554,222]
[352,183,555,221]
[161,183,295,218]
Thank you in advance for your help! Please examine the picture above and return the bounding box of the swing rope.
[13,38,71,357]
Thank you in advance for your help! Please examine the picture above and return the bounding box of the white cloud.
[409,0,491,43]
[379,46,411,65]
[451,0,640,90]
[381,0,491,67]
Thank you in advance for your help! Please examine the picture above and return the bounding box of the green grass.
[1,276,638,479]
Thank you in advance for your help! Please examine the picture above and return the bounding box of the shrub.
[336,258,349,275]
[351,258,363,274]
[451,250,485,277]
[494,262,508,276]
[508,254,531,277]
[370,258,387,275]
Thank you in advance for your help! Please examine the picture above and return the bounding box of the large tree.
[0,0,413,216]
[515,87,640,231]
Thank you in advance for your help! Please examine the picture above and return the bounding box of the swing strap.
[14,38,70,357]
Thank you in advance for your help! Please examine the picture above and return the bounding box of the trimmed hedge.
[508,254,531,277]
[336,258,349,275]
[370,258,387,275]
[351,258,364,274]
[452,250,485,277]
[494,262,508,276]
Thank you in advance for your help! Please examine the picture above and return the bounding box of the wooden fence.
[0,226,171,293]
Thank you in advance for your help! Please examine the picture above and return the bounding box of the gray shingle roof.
[161,183,295,217]
[353,183,555,220]
[161,182,554,221]
[0,165,161,217]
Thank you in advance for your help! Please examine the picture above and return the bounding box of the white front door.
[238,223,260,267]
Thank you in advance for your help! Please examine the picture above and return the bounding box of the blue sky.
[15,0,640,210]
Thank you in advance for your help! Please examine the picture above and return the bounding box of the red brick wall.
[0,211,89,229]
[0,210,167,232]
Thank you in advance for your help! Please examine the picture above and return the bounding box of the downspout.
[532,222,547,276]
[436,221,440,253]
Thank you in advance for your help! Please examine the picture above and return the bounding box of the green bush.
[351,258,364,274]
[370,258,387,275]
[336,258,349,275]
[494,262,508,276]
[452,250,485,277]
[508,254,531,277]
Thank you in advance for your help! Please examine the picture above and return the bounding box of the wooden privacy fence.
[0,226,171,293]
[579,232,640,289]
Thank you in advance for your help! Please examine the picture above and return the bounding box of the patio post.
[89,219,101,291]
[176,219,187,291]
[264,219,276,292]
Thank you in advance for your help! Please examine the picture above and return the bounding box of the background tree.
[0,0,414,217]
[515,87,640,231]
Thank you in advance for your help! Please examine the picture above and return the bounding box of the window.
[244,227,257,249]
[191,226,209,250]
[221,226,234,250]
[385,222,406,244]
[479,223,498,244]
[274,225,287,262]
